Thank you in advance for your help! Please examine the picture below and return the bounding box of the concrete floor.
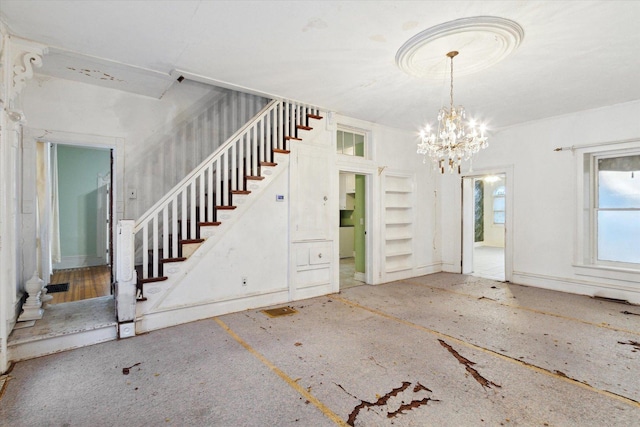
[1,273,639,426]
[473,245,505,281]
[340,257,365,290]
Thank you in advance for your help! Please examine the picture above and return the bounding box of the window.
[493,186,506,224]
[593,153,640,266]
[337,129,366,157]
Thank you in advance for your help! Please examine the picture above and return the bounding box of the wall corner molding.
[5,36,48,109]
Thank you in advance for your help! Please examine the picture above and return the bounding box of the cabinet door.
[291,143,331,241]
[346,174,356,193]
[339,174,347,209]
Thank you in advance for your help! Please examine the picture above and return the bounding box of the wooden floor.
[47,265,112,304]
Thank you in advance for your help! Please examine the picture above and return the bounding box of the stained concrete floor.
[1,273,639,426]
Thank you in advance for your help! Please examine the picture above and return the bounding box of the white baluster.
[142,224,148,279]
[152,215,159,277]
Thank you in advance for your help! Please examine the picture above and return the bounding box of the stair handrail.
[133,99,279,233]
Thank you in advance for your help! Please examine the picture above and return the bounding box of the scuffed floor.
[1,273,639,426]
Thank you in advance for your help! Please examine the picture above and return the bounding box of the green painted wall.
[57,145,110,257]
[354,174,366,273]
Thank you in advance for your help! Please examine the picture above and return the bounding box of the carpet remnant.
[438,339,501,389]
[45,283,69,293]
[262,306,297,318]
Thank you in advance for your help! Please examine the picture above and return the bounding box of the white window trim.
[492,186,506,225]
[573,138,640,282]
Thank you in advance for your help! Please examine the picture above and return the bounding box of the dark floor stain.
[122,362,141,375]
[617,340,640,351]
[438,339,501,389]
[621,310,640,316]
[346,381,437,426]
[387,397,436,418]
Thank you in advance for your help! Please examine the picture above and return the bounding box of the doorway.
[339,172,367,289]
[44,143,114,302]
[462,173,508,281]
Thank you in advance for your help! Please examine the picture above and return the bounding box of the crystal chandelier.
[417,51,488,174]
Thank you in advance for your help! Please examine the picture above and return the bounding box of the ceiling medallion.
[395,16,524,78]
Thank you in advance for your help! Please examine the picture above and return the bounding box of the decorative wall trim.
[6,37,48,109]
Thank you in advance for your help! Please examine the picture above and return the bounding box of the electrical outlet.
[119,322,135,338]
[242,277,247,286]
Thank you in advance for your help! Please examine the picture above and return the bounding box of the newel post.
[115,220,136,338]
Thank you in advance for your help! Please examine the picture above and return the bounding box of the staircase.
[118,100,323,306]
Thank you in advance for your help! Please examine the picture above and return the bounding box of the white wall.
[22,75,266,219]
[333,114,441,283]
[441,100,640,303]
[18,75,265,284]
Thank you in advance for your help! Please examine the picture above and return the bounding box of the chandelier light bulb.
[416,51,489,174]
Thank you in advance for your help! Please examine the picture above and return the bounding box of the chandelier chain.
[449,55,454,110]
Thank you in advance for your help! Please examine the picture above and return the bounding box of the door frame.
[24,128,123,287]
[461,166,513,282]
[336,166,375,288]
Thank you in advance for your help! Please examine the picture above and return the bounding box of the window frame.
[590,151,640,269]
[574,141,640,281]
[336,127,368,159]
[492,186,506,225]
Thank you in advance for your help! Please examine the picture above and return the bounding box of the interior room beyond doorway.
[339,172,366,289]
[472,174,505,281]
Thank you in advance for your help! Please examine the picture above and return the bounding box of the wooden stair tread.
[246,175,265,181]
[260,161,277,167]
[284,136,302,141]
[140,276,168,284]
[231,190,251,195]
[216,205,237,210]
[161,257,187,263]
[273,148,290,154]
[297,125,312,131]
[181,238,205,244]
[199,221,221,226]
[307,114,323,120]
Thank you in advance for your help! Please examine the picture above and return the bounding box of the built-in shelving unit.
[383,173,415,275]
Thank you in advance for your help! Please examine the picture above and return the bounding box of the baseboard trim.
[54,256,106,270]
[512,271,640,305]
[136,289,290,334]
[415,263,443,276]
[8,324,117,363]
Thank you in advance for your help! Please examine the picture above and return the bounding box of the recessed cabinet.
[383,174,414,274]
[339,173,356,210]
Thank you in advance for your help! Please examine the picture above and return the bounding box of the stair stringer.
[135,154,291,333]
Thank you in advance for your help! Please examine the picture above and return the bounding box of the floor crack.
[438,339,501,389]
[346,381,437,426]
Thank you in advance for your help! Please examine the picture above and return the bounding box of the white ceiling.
[1,1,639,131]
